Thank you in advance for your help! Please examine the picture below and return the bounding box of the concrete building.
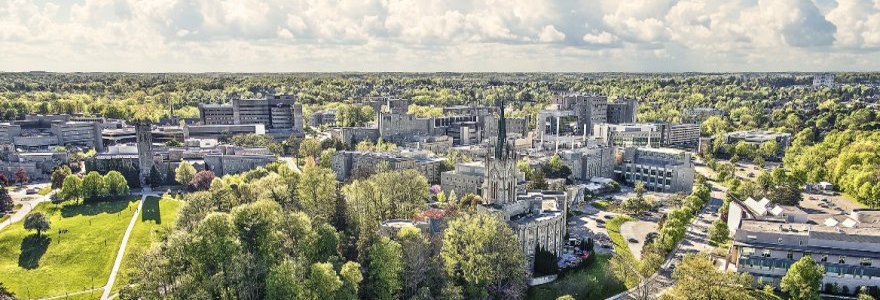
[593,123,662,148]
[484,115,529,139]
[404,135,453,154]
[310,109,337,127]
[559,146,615,181]
[330,127,380,145]
[730,209,880,291]
[365,97,411,115]
[813,73,835,88]
[725,130,791,156]
[183,124,266,140]
[658,123,701,147]
[606,98,639,124]
[198,95,304,140]
[0,115,105,152]
[686,108,724,123]
[616,147,695,193]
[443,105,497,116]
[538,93,638,136]
[331,150,444,183]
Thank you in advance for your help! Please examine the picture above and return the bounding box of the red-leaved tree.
[188,170,215,192]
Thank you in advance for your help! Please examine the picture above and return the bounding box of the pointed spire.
[495,97,506,160]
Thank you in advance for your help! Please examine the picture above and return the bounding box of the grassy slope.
[606,215,639,288]
[0,198,139,298]
[38,185,52,196]
[526,254,626,300]
[111,196,182,293]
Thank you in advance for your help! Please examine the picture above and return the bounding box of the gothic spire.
[495,97,506,160]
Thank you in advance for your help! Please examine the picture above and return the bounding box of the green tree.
[298,159,338,222]
[708,219,729,244]
[338,261,363,300]
[781,256,824,300]
[175,160,196,186]
[367,236,404,300]
[266,259,307,300]
[60,175,83,202]
[299,138,322,160]
[441,213,526,299]
[307,262,343,300]
[0,282,16,300]
[667,254,755,300]
[24,211,51,237]
[527,168,549,190]
[50,165,72,189]
[81,171,107,200]
[104,171,130,197]
[0,188,12,213]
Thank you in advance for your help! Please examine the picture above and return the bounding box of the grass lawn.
[591,200,613,211]
[0,198,139,299]
[111,196,182,294]
[606,215,639,288]
[526,254,626,300]
[38,185,52,196]
[0,214,8,223]
[841,193,870,209]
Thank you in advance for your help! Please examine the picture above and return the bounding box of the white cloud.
[0,0,877,71]
[539,25,565,42]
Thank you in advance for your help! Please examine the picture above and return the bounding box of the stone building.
[484,115,529,139]
[0,152,69,181]
[310,109,337,127]
[440,162,486,198]
[329,127,380,145]
[331,150,444,183]
[615,147,695,193]
[404,135,453,154]
[606,97,639,124]
[477,101,567,268]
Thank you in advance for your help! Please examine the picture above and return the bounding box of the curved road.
[0,188,54,232]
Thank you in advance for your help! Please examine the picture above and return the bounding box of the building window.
[839,256,846,264]
[799,240,803,246]
[742,247,755,256]
[778,237,783,243]
[762,249,771,258]
[821,255,828,263]
[787,251,794,260]
[861,258,872,267]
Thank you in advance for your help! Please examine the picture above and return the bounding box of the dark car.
[601,244,612,249]
[628,238,638,243]
[603,215,615,220]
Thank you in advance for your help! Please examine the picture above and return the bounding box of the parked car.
[26,188,37,195]
[604,215,615,220]
[628,238,639,243]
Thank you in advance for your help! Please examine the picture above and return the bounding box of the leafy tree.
[60,175,83,202]
[266,259,307,300]
[0,187,12,213]
[441,213,526,299]
[299,138,322,160]
[81,171,107,200]
[527,168,549,190]
[708,219,729,244]
[188,170,215,192]
[366,236,404,300]
[24,211,51,237]
[338,261,363,300]
[667,254,755,300]
[104,171,130,197]
[13,167,28,186]
[50,165,72,189]
[147,165,164,187]
[781,256,824,300]
[307,262,344,299]
[344,169,430,233]
[175,160,196,186]
[0,174,9,186]
[298,159,338,222]
[0,282,16,300]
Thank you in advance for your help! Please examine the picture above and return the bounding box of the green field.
[38,185,53,196]
[590,200,614,211]
[112,196,182,294]
[0,198,139,299]
[526,254,626,300]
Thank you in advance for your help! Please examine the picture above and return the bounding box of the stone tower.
[135,120,153,186]
[482,98,518,206]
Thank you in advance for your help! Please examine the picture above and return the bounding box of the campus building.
[593,122,701,148]
[330,150,444,183]
[558,145,616,181]
[615,147,695,193]
[730,208,880,292]
[0,115,105,151]
[813,73,835,88]
[725,130,791,157]
[197,95,304,139]
[537,93,638,136]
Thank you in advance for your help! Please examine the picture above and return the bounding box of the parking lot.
[568,208,619,254]
[620,220,656,259]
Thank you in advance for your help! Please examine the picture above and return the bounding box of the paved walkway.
[101,189,156,300]
[619,221,655,260]
[40,287,104,300]
[0,191,54,231]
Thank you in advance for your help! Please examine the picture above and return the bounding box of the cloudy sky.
[2,0,879,72]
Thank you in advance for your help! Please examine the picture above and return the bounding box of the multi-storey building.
[310,109,337,127]
[559,145,615,181]
[658,123,701,147]
[538,93,638,136]
[593,123,662,148]
[615,147,695,193]
[606,98,639,124]
[197,95,303,137]
[484,115,529,139]
[731,209,880,291]
[183,124,266,140]
[813,73,835,88]
[686,107,724,123]
[440,161,487,198]
[331,150,444,183]
[0,115,104,151]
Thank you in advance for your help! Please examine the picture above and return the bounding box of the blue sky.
[1,0,879,72]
